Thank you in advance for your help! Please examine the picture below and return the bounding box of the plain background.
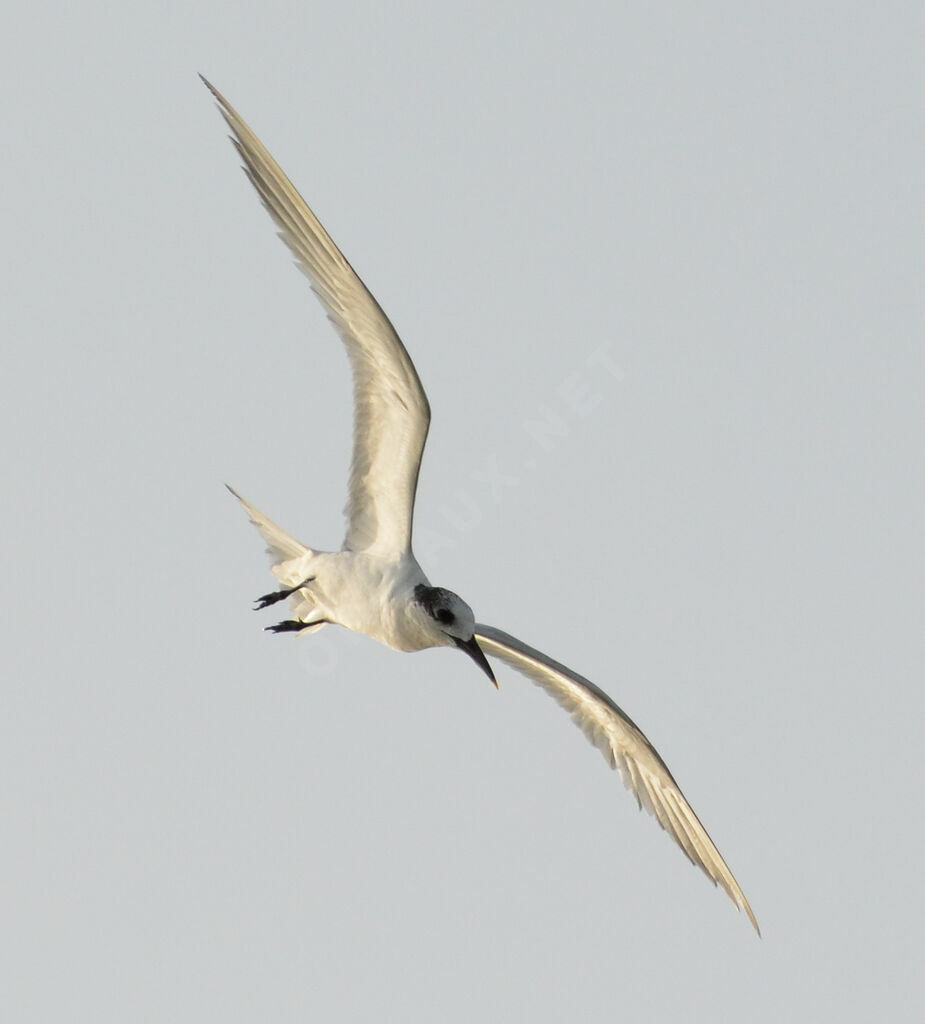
[3,3,923,1020]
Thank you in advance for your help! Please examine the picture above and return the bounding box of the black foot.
[265,618,329,634]
[254,577,315,610]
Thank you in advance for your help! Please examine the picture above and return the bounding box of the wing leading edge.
[475,624,759,933]
[203,77,431,556]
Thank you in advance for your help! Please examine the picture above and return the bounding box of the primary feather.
[476,625,759,933]
[203,77,431,557]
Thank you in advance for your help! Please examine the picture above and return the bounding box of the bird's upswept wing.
[203,78,431,557]
[474,624,759,933]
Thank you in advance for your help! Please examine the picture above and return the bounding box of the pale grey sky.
[2,3,923,1021]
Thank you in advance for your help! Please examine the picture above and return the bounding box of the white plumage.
[204,77,758,934]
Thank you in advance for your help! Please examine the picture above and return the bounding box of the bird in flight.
[203,77,758,934]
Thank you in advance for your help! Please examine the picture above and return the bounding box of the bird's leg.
[265,619,330,634]
[253,577,316,610]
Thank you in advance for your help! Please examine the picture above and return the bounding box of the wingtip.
[224,482,249,507]
[200,75,232,113]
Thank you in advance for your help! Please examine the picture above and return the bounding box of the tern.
[204,77,758,934]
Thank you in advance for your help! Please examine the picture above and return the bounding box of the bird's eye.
[437,608,454,625]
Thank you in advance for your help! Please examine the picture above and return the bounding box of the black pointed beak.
[453,635,497,688]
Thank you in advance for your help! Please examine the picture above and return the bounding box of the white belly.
[306,550,437,653]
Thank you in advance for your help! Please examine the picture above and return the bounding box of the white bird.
[203,77,759,934]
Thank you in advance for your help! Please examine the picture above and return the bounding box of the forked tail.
[226,485,321,625]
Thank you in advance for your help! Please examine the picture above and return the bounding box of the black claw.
[253,577,316,610]
[265,620,308,633]
[265,618,329,634]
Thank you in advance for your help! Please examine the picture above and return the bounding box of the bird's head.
[413,584,496,687]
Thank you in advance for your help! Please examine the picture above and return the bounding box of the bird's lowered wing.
[203,78,431,557]
[474,624,759,933]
